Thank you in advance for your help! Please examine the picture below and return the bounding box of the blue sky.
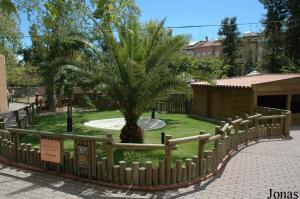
[20,0,265,47]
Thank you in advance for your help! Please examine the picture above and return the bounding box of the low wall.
[0,108,292,191]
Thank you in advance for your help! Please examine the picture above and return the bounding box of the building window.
[202,52,207,56]
[215,51,220,57]
[207,51,212,55]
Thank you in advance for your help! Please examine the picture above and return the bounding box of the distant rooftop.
[191,73,300,88]
[184,40,221,50]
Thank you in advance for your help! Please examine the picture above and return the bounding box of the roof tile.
[191,73,300,88]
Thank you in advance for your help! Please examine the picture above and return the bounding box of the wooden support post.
[201,159,206,177]
[152,168,158,186]
[186,159,192,181]
[192,156,199,177]
[171,168,176,184]
[182,165,187,181]
[191,163,196,179]
[176,160,182,183]
[139,167,145,186]
[125,167,132,185]
[119,160,126,184]
[146,161,153,186]
[164,135,172,185]
[159,159,165,185]
[214,126,221,170]
[105,134,114,182]
[113,165,120,183]
[101,157,108,181]
[198,130,206,177]
[13,111,20,128]
[284,112,291,137]
[97,161,103,180]
[132,161,139,185]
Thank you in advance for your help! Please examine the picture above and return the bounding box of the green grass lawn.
[24,110,217,166]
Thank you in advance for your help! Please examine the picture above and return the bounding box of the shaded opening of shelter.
[257,95,287,110]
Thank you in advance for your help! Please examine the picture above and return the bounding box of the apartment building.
[184,32,262,64]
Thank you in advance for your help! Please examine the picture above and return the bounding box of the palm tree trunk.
[120,110,144,143]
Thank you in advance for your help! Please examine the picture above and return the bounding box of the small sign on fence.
[40,139,61,163]
[78,145,89,168]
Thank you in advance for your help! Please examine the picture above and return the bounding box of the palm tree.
[99,16,188,143]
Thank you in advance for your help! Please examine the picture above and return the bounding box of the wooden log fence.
[0,107,292,191]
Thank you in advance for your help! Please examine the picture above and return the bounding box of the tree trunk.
[120,111,144,143]
[46,74,57,111]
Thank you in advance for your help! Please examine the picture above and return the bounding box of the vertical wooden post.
[132,161,139,185]
[171,167,176,184]
[176,160,182,183]
[113,165,119,183]
[182,165,187,181]
[101,157,108,181]
[254,117,259,141]
[139,167,146,186]
[214,126,221,171]
[164,135,172,185]
[146,161,153,186]
[186,159,192,181]
[105,134,114,182]
[13,111,20,128]
[159,159,165,185]
[119,160,126,184]
[125,167,132,185]
[0,117,5,130]
[152,168,158,186]
[192,156,199,177]
[284,111,291,137]
[198,130,206,177]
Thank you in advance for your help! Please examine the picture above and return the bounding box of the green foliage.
[193,56,230,79]
[259,0,300,72]
[0,0,16,14]
[285,0,300,65]
[7,64,42,86]
[218,17,240,76]
[0,4,22,78]
[81,95,96,109]
[243,49,256,75]
[98,15,189,125]
[93,0,140,27]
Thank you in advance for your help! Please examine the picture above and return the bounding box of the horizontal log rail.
[110,143,177,150]
[240,120,250,125]
[230,118,243,125]
[259,115,286,119]
[7,128,106,142]
[208,134,223,141]
[247,114,262,120]
[167,134,210,145]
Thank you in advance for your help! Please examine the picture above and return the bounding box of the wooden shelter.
[191,73,300,125]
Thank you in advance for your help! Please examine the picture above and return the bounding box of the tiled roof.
[191,73,300,88]
[200,40,221,47]
[184,40,221,50]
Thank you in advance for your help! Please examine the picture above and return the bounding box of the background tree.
[218,17,240,77]
[259,0,289,73]
[285,0,300,69]
[243,49,256,75]
[193,56,230,79]
[0,3,22,85]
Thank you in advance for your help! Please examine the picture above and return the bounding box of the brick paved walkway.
[0,129,299,199]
